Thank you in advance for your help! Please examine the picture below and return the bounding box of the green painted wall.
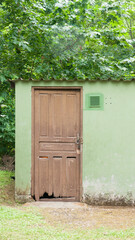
[15,80,135,204]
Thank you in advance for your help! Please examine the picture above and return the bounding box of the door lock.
[76,133,80,152]
[76,133,80,145]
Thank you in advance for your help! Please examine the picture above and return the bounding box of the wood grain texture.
[32,88,82,201]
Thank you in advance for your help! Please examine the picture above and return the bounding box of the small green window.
[85,93,104,110]
[90,96,100,108]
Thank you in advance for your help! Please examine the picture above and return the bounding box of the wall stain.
[15,187,33,203]
[83,192,135,206]
[83,177,135,206]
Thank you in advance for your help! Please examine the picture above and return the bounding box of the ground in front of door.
[24,201,135,230]
[2,170,135,239]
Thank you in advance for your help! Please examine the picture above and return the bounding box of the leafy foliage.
[0,81,15,156]
[0,0,135,81]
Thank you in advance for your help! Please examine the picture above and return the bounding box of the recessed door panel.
[39,157,49,196]
[53,94,63,137]
[39,94,49,137]
[66,94,77,137]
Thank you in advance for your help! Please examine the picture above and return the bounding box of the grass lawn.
[0,170,135,240]
[0,170,15,205]
[0,170,14,188]
[1,206,135,240]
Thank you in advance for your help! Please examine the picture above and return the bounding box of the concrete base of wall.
[15,192,135,205]
[83,193,135,206]
[15,193,35,203]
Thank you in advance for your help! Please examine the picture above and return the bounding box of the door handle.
[76,133,80,147]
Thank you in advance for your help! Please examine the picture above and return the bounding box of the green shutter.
[85,93,104,110]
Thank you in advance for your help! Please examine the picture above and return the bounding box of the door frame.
[31,86,83,201]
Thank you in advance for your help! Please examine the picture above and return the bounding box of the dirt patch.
[35,205,135,230]
[0,183,15,205]
[0,178,15,205]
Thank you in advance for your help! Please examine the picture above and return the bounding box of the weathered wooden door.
[32,88,82,201]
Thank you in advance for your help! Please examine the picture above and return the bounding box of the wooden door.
[32,88,82,201]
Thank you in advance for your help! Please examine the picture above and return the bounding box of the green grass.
[0,170,135,239]
[0,170,14,189]
[0,206,135,240]
[0,170,15,205]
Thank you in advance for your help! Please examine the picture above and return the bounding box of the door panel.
[66,156,77,197]
[39,143,76,152]
[39,94,49,136]
[39,157,49,196]
[53,156,63,197]
[66,94,77,137]
[53,94,63,137]
[34,89,81,201]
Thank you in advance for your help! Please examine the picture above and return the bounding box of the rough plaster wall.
[15,82,31,200]
[83,81,135,205]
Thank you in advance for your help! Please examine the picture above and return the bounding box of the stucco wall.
[15,80,135,204]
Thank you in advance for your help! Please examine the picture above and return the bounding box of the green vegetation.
[0,81,15,157]
[0,170,15,205]
[0,170,14,189]
[0,0,135,82]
